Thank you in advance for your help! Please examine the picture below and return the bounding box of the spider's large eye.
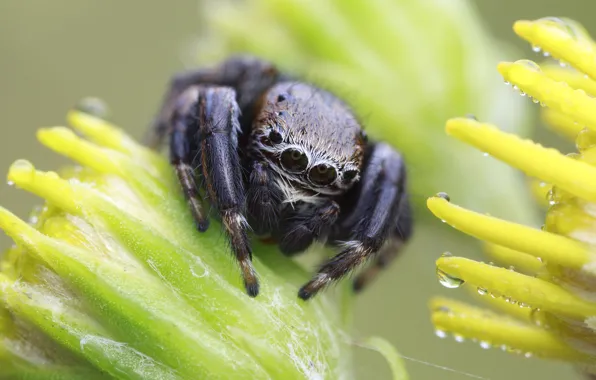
[309,164,337,186]
[280,148,309,173]
[343,169,358,182]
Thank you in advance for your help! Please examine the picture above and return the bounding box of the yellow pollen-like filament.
[540,108,584,142]
[498,61,596,132]
[513,18,596,80]
[446,117,596,203]
[429,296,591,362]
[436,256,596,320]
[427,197,591,269]
[484,243,543,275]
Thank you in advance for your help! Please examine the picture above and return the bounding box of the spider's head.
[253,82,366,195]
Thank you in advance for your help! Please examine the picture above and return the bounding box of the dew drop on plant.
[537,17,578,40]
[441,251,452,257]
[532,45,541,53]
[524,352,533,358]
[479,341,491,349]
[477,287,488,296]
[576,127,596,152]
[6,180,14,186]
[435,192,450,201]
[465,114,478,120]
[435,329,447,339]
[75,97,110,118]
[514,59,542,73]
[436,267,465,289]
[453,335,465,343]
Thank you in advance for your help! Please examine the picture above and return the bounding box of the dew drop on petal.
[514,59,542,73]
[537,17,578,40]
[75,97,110,118]
[6,181,14,187]
[435,192,450,202]
[453,335,465,343]
[524,352,533,358]
[576,127,596,152]
[479,341,491,349]
[435,329,447,339]
[441,251,452,258]
[436,267,465,289]
[532,45,541,53]
[477,287,488,296]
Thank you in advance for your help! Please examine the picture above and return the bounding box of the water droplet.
[487,262,495,266]
[508,266,515,271]
[6,181,14,186]
[435,329,447,339]
[500,344,509,352]
[479,341,491,349]
[482,152,490,157]
[559,60,567,68]
[436,267,465,289]
[543,51,551,57]
[465,114,478,120]
[520,91,527,97]
[504,81,511,86]
[532,45,542,53]
[576,127,596,152]
[530,308,544,326]
[518,302,530,308]
[441,251,452,258]
[477,287,488,296]
[436,192,450,201]
[513,85,520,92]
[537,257,544,263]
[532,98,540,104]
[453,334,465,343]
[75,97,110,118]
[524,352,533,358]
[514,59,542,73]
[537,17,579,40]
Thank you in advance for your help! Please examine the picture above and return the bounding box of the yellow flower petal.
[484,243,543,275]
[427,196,591,269]
[513,18,596,79]
[436,256,596,319]
[498,60,596,131]
[429,296,590,362]
[542,64,596,96]
[541,108,584,142]
[446,117,596,203]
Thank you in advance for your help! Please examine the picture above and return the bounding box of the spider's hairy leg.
[353,194,412,292]
[298,143,410,300]
[145,55,283,149]
[195,86,259,297]
[169,86,209,232]
[279,200,340,256]
[246,161,282,236]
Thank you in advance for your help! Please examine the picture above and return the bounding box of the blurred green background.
[0,1,592,379]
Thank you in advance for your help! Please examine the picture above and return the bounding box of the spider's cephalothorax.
[146,56,413,300]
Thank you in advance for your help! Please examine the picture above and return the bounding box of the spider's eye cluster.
[309,164,337,186]
[281,148,309,173]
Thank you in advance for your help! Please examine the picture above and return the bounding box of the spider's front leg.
[298,143,412,300]
[172,85,259,297]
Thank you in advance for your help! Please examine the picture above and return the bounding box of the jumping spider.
[146,56,413,300]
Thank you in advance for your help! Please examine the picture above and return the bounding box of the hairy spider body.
[146,56,413,300]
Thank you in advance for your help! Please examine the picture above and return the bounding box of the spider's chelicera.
[146,56,413,300]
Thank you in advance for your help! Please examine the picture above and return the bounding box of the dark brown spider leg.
[194,86,259,297]
[145,55,284,149]
[169,87,209,232]
[298,143,410,300]
[246,161,283,236]
[279,200,340,256]
[353,193,413,292]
